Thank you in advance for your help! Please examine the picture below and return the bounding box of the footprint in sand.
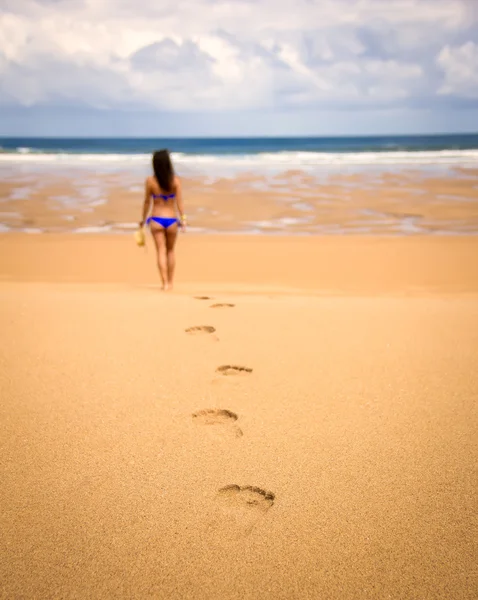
[207,485,275,540]
[216,365,252,376]
[192,409,243,438]
[210,303,235,309]
[185,326,216,335]
[194,296,212,300]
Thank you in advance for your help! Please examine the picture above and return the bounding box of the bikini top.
[152,193,176,201]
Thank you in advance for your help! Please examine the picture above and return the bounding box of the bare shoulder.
[173,175,181,190]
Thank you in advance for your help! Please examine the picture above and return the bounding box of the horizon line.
[1,132,478,140]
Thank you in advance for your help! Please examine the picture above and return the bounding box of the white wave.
[0,152,150,163]
[177,149,478,166]
[0,149,477,168]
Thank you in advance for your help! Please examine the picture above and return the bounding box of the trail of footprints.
[188,295,275,538]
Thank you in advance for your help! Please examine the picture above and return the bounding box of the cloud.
[0,0,477,114]
[437,42,478,98]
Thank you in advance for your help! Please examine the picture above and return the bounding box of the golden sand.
[1,233,477,599]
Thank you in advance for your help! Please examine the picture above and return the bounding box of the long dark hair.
[152,149,174,192]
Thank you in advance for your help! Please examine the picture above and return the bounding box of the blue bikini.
[153,193,176,201]
[147,193,178,228]
[147,216,178,228]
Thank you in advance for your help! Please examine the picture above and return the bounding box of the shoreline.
[1,168,477,236]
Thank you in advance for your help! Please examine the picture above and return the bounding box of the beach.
[1,232,478,599]
[2,0,478,586]
[1,135,478,598]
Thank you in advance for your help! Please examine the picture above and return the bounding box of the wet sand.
[1,168,478,234]
[1,234,478,599]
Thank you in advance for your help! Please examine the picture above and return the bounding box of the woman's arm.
[139,179,151,227]
[175,177,186,228]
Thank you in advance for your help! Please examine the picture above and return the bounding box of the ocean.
[1,134,478,172]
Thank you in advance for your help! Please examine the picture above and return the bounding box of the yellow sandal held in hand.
[134,225,146,247]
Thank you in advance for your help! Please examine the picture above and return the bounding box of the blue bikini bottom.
[147,217,178,229]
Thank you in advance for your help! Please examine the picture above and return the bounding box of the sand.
[1,233,477,599]
[1,169,478,235]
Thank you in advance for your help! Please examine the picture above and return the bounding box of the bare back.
[147,175,180,219]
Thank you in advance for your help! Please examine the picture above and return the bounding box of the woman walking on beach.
[139,149,186,291]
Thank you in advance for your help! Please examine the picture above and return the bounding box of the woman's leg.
[165,224,179,289]
[152,227,169,289]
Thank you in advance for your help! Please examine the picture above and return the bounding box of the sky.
[0,0,477,137]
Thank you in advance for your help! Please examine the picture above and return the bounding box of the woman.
[139,149,186,291]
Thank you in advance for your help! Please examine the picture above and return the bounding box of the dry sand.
[1,234,478,599]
